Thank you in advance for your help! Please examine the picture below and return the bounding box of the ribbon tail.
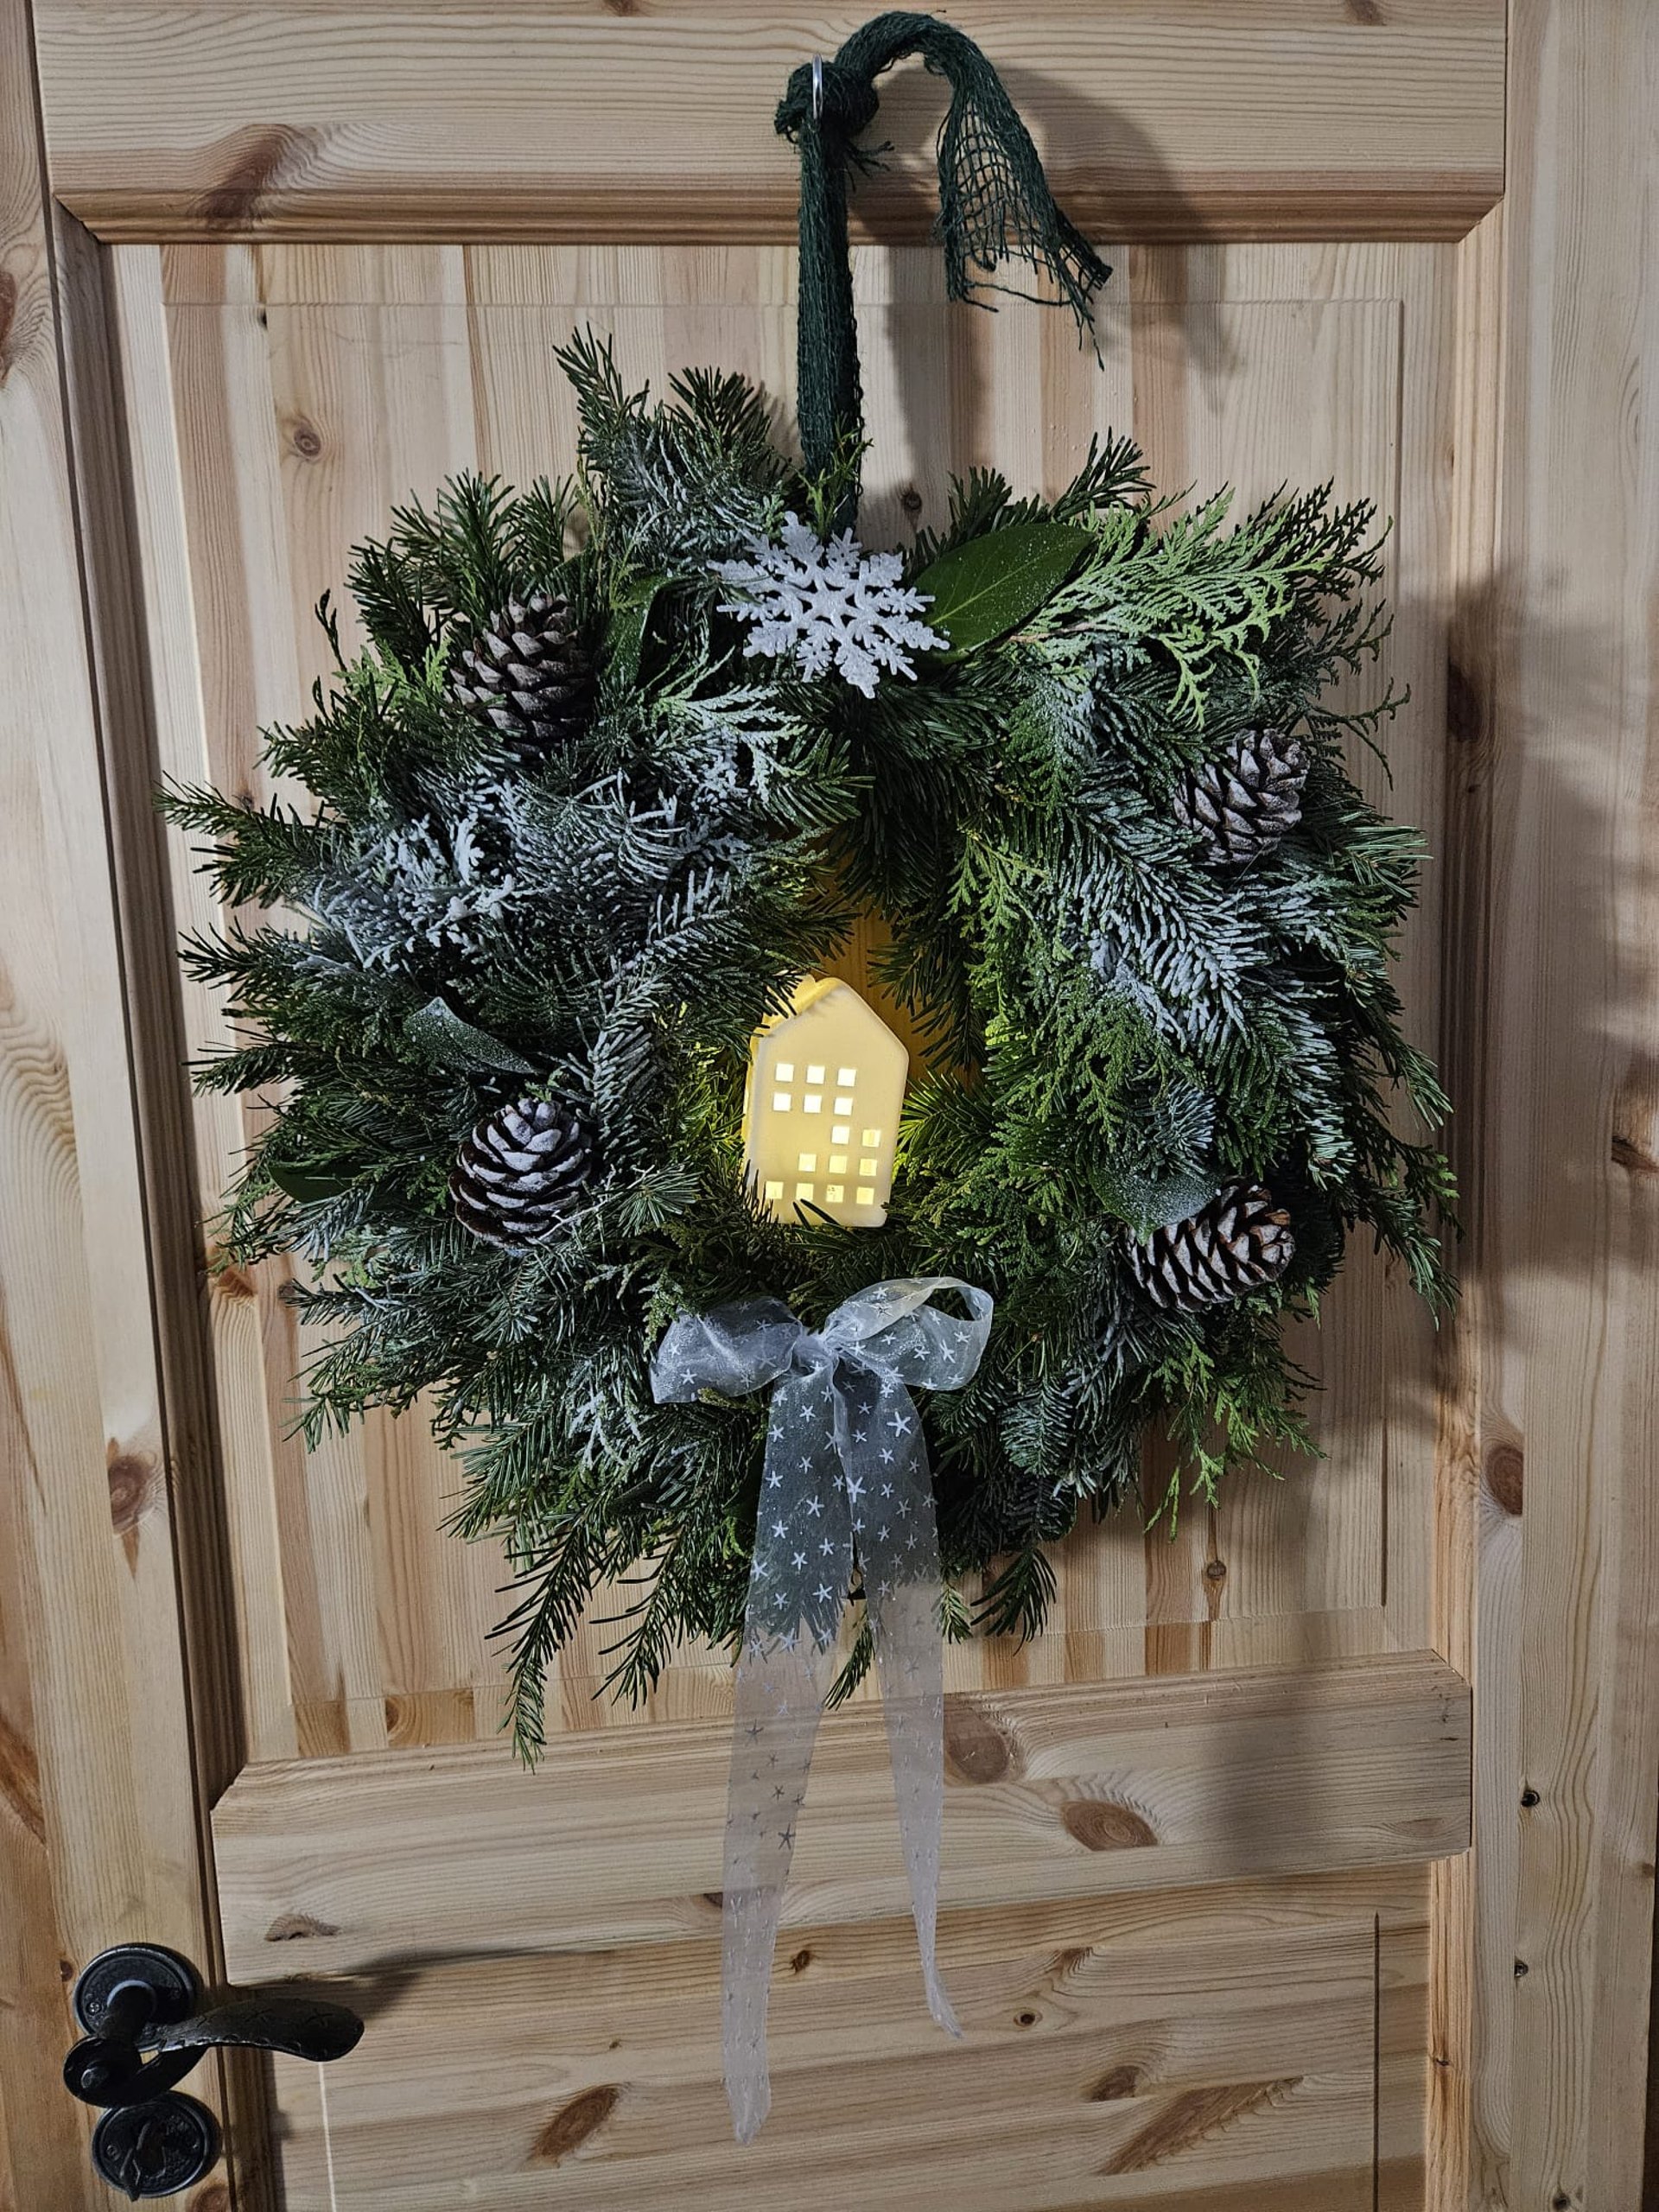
[721,1357,850,2145]
[855,1363,959,2041]
[868,1572,959,2037]
[722,1628,833,2140]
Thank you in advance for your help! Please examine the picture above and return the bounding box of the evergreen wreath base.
[167,335,1452,1754]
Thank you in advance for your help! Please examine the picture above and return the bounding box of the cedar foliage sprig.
[162,334,1452,1755]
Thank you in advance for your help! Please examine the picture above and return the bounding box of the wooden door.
[6,3,1656,2209]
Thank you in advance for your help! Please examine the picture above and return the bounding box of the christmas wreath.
[168,16,1453,1774]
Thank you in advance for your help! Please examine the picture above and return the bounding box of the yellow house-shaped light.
[743,977,909,1227]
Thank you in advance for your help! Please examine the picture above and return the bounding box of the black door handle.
[63,1942,363,2199]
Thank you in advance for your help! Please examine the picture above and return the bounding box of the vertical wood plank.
[0,5,237,2205]
[1377,1888,1433,2211]
[1426,198,1507,2212]
[1484,2,1659,2203]
[111,244,305,1772]
[0,1309,92,2210]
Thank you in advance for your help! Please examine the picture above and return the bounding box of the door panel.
[124,240,1447,1755]
[102,232,1469,2201]
[264,1867,1427,2212]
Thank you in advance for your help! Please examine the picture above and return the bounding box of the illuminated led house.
[743,977,909,1227]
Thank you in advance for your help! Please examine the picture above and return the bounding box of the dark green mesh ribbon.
[776,12,1112,511]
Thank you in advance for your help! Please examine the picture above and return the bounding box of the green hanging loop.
[775,12,1112,520]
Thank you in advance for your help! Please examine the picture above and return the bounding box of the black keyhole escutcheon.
[91,2094,221,2200]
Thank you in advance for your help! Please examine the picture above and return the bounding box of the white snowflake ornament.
[713,513,945,696]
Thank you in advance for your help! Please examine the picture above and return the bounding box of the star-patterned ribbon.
[651,1276,994,2142]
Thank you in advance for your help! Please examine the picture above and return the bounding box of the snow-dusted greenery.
[163,334,1453,1753]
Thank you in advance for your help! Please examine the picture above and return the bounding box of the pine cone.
[1128,1184,1294,1313]
[450,1098,595,1249]
[1173,727,1309,867]
[448,592,591,765]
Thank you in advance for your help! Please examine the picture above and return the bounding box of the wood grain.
[0,1305,91,2212]
[211,1652,1469,1982]
[23,0,1659,2201]
[262,1864,1428,2210]
[1427,198,1505,2212]
[30,23,1501,2206]
[0,0,235,2202]
[99,201,1473,2211]
[38,2,1504,245]
[1473,1,1659,2204]
[54,206,281,2209]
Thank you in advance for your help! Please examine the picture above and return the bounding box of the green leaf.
[605,575,666,688]
[406,997,538,1075]
[267,1161,353,1205]
[912,520,1092,656]
[1093,1165,1218,1237]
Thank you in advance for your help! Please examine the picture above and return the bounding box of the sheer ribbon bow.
[652,1275,994,2141]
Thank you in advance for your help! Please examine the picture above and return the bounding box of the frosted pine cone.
[713,514,944,696]
[1174,727,1309,867]
[1128,1185,1294,1313]
[448,592,591,766]
[450,1098,595,1249]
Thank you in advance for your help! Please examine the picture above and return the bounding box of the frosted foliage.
[316,784,521,974]
[714,513,945,696]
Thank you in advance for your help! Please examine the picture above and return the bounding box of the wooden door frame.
[1445,4,1659,2197]
[1,2,254,2205]
[3,3,1655,2206]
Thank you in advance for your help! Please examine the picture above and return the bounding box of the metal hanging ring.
[811,55,824,124]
